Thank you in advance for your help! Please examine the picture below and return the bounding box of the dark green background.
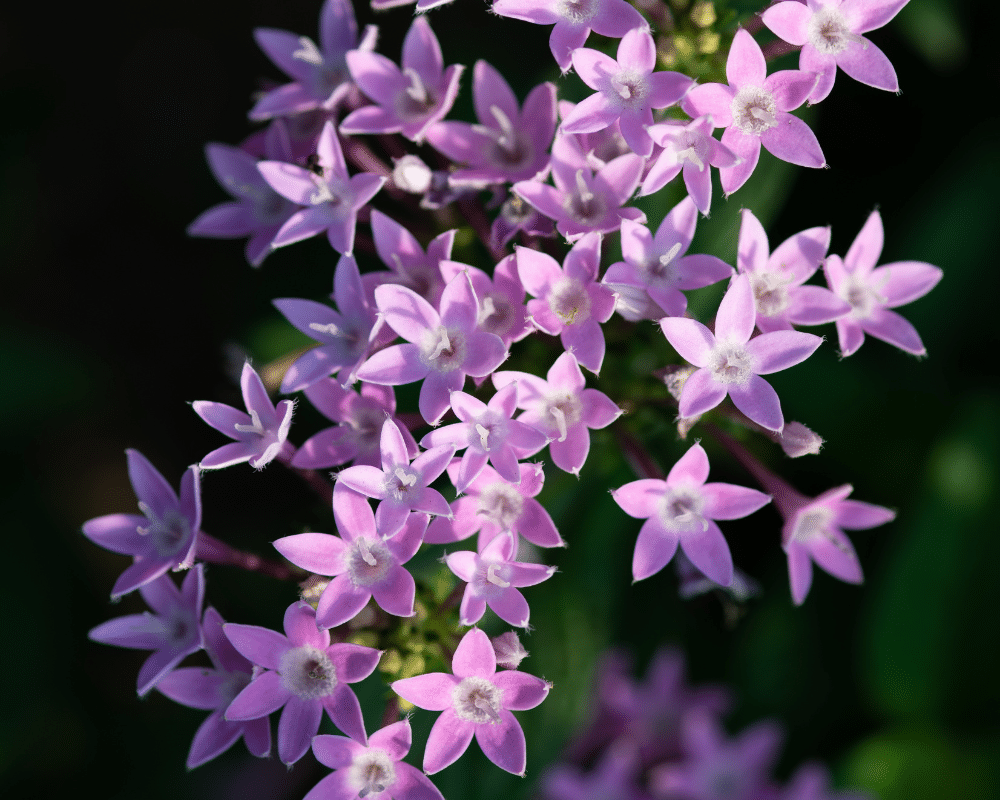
[2,0,997,797]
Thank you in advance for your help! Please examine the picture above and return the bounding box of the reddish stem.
[195,531,303,581]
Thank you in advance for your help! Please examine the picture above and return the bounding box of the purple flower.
[355,272,509,426]
[518,232,617,373]
[490,193,557,251]
[89,564,205,696]
[493,351,622,475]
[156,607,271,768]
[274,500,428,628]
[660,274,823,432]
[824,210,942,356]
[737,209,849,333]
[250,0,378,120]
[492,0,647,74]
[224,601,381,763]
[306,720,445,800]
[391,627,551,775]
[83,449,201,598]
[258,120,386,254]
[445,531,556,627]
[762,0,908,104]
[611,443,771,586]
[427,60,556,187]
[442,255,533,351]
[274,253,383,392]
[542,739,647,800]
[342,17,463,144]
[192,362,295,470]
[603,196,733,319]
[370,209,455,308]
[780,763,872,800]
[682,28,825,195]
[562,28,693,158]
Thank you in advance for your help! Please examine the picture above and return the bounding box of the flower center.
[280,645,338,699]
[709,342,754,385]
[731,86,778,136]
[348,750,396,799]
[610,69,648,107]
[136,503,192,558]
[421,326,467,373]
[477,482,525,530]
[542,393,582,441]
[658,486,708,533]
[395,68,436,122]
[642,242,683,287]
[351,407,385,456]
[674,130,709,170]
[556,0,598,24]
[840,274,885,320]
[548,277,592,326]
[750,271,791,317]
[218,670,252,706]
[478,293,516,338]
[791,507,833,542]
[452,676,503,724]
[563,169,606,225]
[471,412,508,453]
[309,173,347,209]
[474,105,530,169]
[807,8,863,55]
[384,465,421,503]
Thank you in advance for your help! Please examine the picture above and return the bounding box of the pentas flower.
[89,564,205,696]
[493,351,622,475]
[442,256,533,351]
[421,383,548,493]
[604,197,734,319]
[491,0,646,74]
[824,210,942,356]
[391,627,551,775]
[193,362,295,470]
[736,209,849,333]
[425,460,565,549]
[249,0,378,120]
[660,274,823,432]
[306,720,444,800]
[355,272,508,426]
[259,120,385,254]
[187,126,300,267]
[292,380,418,470]
[369,210,455,308]
[641,116,742,215]
[427,60,556,187]
[556,102,632,169]
[224,602,381,763]
[682,28,824,195]
[342,17,463,144]
[82,449,200,598]
[562,28,693,158]
[543,740,648,800]
[275,504,428,629]
[491,193,556,251]
[335,418,453,537]
[762,0,908,104]
[519,232,615,372]
[446,531,556,627]
[611,443,770,586]
[156,607,270,768]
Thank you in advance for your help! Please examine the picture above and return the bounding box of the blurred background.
[2,0,998,797]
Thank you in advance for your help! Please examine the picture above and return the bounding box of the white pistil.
[292,37,323,66]
[486,564,510,588]
[613,79,632,101]
[235,409,265,436]
[574,169,594,204]
[357,538,378,567]
[403,68,428,105]
[550,406,568,442]
[308,321,342,337]
[750,106,777,127]
[677,145,704,170]
[394,467,416,488]
[473,695,502,723]
[309,176,338,206]
[429,329,452,361]
[475,423,492,450]
[136,501,153,534]
[659,242,683,271]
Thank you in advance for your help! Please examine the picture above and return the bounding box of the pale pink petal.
[701,483,771,520]
[452,627,496,677]
[424,711,474,774]
[274,533,347,577]
[612,479,665,519]
[845,211,884,274]
[761,1,810,45]
[746,330,822,374]
[726,29,766,88]
[679,520,733,586]
[862,306,926,355]
[786,543,813,605]
[716,274,756,343]
[666,442,710,486]
[678,368,728,418]
[633,517,679,581]
[871,261,943,307]
[476,709,526,775]
[660,317,715,366]
[760,114,825,168]
[728,374,784,432]
[393,672,461,710]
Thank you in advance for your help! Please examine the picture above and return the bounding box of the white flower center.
[478,293,516,338]
[542,393,582,441]
[347,536,393,587]
[556,0,598,24]
[421,326,467,373]
[348,750,396,799]
[674,129,709,170]
[548,277,592,326]
[279,645,338,699]
[750,271,792,317]
[807,8,864,56]
[609,69,648,107]
[477,482,525,530]
[642,242,683,288]
[731,86,778,136]
[452,676,503,724]
[709,342,754,385]
[384,465,421,502]
[658,486,708,533]
[474,105,531,169]
[136,503,192,558]
[395,68,436,122]
[839,273,885,320]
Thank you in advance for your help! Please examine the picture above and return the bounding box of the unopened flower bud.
[776,421,824,457]
[300,574,331,610]
[491,631,528,669]
[392,155,433,194]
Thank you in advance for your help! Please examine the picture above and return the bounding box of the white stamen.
[550,406,568,442]
[308,321,341,337]
[574,169,594,204]
[394,467,416,487]
[473,695,502,723]
[292,37,323,66]
[429,329,451,361]
[750,106,777,126]
[659,242,683,270]
[486,564,510,588]
[475,423,492,450]
[677,145,704,170]
[403,68,428,105]
[357,538,378,567]
[235,409,265,435]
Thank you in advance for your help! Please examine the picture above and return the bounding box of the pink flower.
[369,209,455,308]
[611,443,770,586]
[391,628,550,775]
[824,210,942,356]
[762,0,908,104]
[660,274,823,432]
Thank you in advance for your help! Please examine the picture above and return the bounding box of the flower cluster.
[83,0,938,798]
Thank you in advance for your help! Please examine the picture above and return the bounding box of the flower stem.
[195,531,304,581]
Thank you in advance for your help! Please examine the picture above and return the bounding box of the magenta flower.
[493,351,621,475]
[421,383,548,493]
[611,443,770,586]
[224,602,381,764]
[249,0,378,120]
[391,627,551,775]
[355,272,508,426]
[682,28,824,195]
[660,274,823,432]
[562,28,693,158]
[425,460,565,550]
[427,60,556,187]
[370,209,455,308]
[335,418,453,537]
[446,531,556,628]
[518,232,616,373]
[824,210,942,356]
[603,196,733,319]
[342,17,463,144]
[737,209,849,333]
[762,0,908,104]
[274,501,428,629]
[258,120,386,254]
[156,607,271,768]
[89,564,205,696]
[193,362,294,470]
[82,449,201,598]
[492,0,646,74]
[306,720,444,800]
